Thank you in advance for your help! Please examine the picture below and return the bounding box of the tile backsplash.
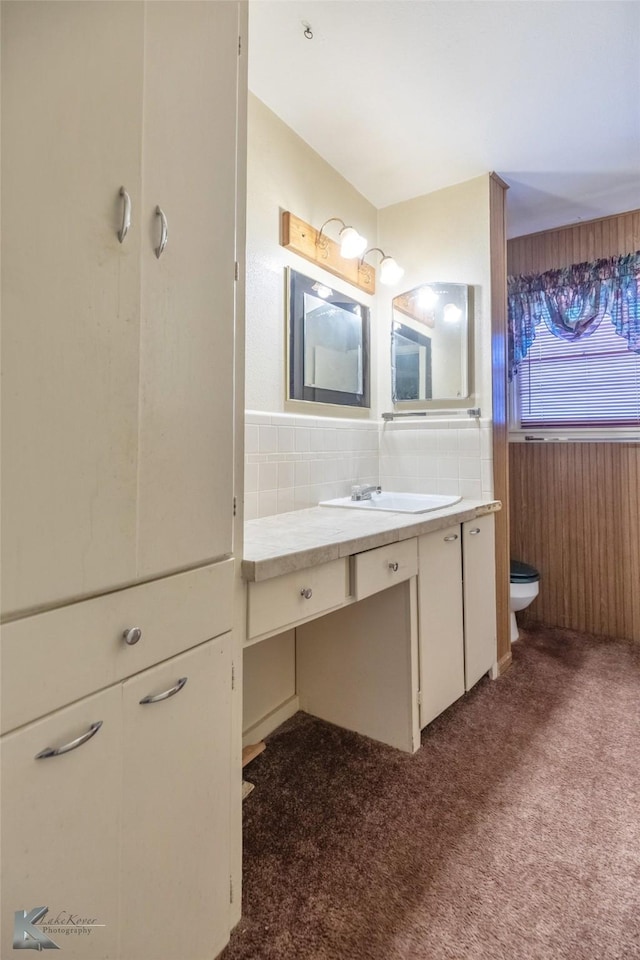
[244,412,378,520]
[379,419,493,502]
[244,411,493,520]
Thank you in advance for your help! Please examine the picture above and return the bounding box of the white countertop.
[242,498,501,582]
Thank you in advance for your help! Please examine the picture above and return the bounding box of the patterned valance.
[507,251,640,380]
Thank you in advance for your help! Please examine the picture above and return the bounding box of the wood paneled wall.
[510,443,640,642]
[508,209,640,274]
[508,209,640,642]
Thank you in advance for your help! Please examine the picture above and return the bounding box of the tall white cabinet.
[1,3,246,958]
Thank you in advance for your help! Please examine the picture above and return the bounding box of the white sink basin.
[319,492,462,514]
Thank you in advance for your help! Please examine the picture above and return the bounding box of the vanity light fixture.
[360,247,405,286]
[317,218,368,259]
[281,212,376,294]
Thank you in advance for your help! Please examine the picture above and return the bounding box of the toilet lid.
[510,560,540,583]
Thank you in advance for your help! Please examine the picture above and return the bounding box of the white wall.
[246,94,378,414]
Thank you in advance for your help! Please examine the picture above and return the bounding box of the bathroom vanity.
[242,498,500,752]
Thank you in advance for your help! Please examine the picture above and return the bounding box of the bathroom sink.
[319,492,462,514]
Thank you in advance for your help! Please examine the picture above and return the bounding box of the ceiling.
[248,0,640,238]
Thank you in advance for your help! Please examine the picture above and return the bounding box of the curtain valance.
[507,251,640,380]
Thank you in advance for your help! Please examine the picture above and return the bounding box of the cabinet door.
[463,515,497,689]
[136,2,240,578]
[1,686,122,959]
[418,526,465,727]
[121,635,232,960]
[1,1,144,616]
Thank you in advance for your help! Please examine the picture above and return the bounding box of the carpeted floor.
[223,626,640,960]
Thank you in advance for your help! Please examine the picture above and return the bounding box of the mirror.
[391,282,470,403]
[288,268,370,407]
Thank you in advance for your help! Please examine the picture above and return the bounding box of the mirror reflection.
[303,292,363,395]
[391,282,469,402]
[288,268,370,408]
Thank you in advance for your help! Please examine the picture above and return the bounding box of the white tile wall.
[244,412,494,520]
[378,419,494,502]
[244,412,379,520]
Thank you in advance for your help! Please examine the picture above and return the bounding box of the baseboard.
[242,695,300,747]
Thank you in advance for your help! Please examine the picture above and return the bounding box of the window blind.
[518,316,640,428]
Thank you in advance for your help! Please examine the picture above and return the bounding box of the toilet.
[509,560,540,642]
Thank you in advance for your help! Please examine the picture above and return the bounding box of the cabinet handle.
[118,187,131,243]
[139,677,188,705]
[469,527,481,536]
[155,205,168,259]
[444,534,458,542]
[35,721,103,759]
[300,587,313,600]
[388,561,399,572]
[123,627,142,646]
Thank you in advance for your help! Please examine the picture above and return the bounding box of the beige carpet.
[223,626,640,959]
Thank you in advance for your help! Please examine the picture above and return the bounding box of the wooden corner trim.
[497,650,513,676]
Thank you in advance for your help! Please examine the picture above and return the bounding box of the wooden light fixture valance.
[281,211,376,295]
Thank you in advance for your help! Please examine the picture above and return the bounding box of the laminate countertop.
[242,498,501,582]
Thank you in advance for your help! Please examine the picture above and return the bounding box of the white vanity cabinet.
[1,687,123,959]
[418,514,497,728]
[120,637,232,960]
[1,0,242,617]
[2,636,232,960]
[1,3,246,958]
[462,514,498,690]
[417,524,466,728]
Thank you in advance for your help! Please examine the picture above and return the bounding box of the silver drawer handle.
[444,534,459,542]
[155,205,168,259]
[469,527,481,536]
[123,626,142,646]
[140,677,188,705]
[300,587,313,600]
[118,186,131,243]
[35,721,103,759]
[388,561,399,572]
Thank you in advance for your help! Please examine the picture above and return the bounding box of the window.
[516,314,640,429]
[508,251,640,432]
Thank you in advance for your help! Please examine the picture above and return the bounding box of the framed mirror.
[391,282,470,403]
[288,268,370,408]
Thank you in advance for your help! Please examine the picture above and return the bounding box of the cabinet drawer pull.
[469,527,481,536]
[388,561,399,572]
[300,587,313,600]
[35,721,103,759]
[123,626,142,646]
[155,205,168,259]
[444,534,459,542]
[118,186,131,243]
[139,677,188,705]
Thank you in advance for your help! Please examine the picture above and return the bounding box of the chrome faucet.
[351,484,382,501]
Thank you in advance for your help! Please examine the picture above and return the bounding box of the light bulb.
[417,286,438,309]
[443,303,462,323]
[339,227,368,259]
[379,257,404,286]
[312,283,333,299]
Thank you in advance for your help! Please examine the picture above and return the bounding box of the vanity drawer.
[247,559,348,642]
[352,538,418,601]
[1,560,233,734]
